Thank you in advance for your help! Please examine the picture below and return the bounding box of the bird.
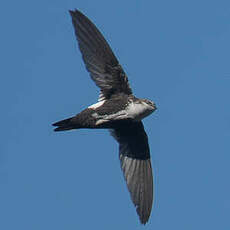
[52,9,157,224]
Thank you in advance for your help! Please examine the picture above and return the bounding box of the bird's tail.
[52,117,81,131]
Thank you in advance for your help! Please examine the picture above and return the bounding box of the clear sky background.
[1,0,230,229]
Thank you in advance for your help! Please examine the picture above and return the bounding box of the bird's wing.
[110,121,153,224]
[69,9,132,100]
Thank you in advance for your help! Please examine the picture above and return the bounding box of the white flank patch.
[98,92,105,102]
[88,100,105,109]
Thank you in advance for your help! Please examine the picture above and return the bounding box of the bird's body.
[53,9,157,224]
[54,94,155,130]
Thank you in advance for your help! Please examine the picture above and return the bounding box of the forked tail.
[52,117,81,131]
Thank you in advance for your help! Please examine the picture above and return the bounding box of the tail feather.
[52,117,78,132]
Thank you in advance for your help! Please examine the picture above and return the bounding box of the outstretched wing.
[110,121,153,224]
[69,9,132,100]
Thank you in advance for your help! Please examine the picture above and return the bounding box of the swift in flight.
[53,9,157,224]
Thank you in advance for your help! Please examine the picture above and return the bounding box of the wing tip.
[119,155,153,225]
[69,9,86,19]
[69,9,78,14]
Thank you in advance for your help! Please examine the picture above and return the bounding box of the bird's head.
[141,99,157,113]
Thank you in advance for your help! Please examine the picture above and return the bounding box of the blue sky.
[1,0,230,229]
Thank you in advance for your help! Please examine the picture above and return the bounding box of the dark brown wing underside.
[110,121,153,224]
[69,9,132,99]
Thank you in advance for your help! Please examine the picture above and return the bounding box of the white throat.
[126,102,153,120]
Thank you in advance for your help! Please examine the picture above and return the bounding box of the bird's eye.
[146,101,155,108]
[146,101,153,106]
